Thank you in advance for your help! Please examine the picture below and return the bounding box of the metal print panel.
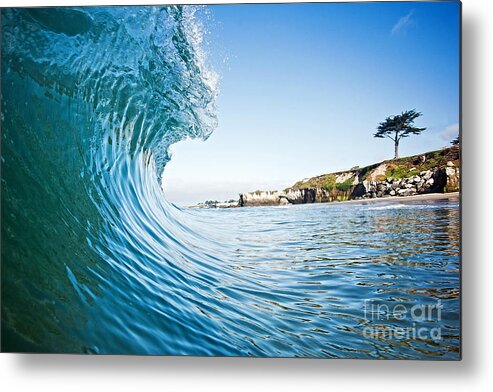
[0,1,461,358]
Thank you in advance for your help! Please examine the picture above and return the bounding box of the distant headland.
[190,145,459,208]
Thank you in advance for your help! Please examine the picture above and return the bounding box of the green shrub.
[321,174,336,191]
[335,178,354,192]
[385,164,412,179]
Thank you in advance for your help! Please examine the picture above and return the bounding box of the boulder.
[421,170,433,181]
[398,188,416,197]
[445,167,460,192]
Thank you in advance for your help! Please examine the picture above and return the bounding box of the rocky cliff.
[239,146,460,207]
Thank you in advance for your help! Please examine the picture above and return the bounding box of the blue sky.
[163,1,460,205]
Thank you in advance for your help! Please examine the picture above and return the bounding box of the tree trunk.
[394,140,399,159]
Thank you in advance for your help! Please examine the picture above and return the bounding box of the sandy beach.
[335,191,459,206]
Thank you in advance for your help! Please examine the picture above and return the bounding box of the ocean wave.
[1,6,228,354]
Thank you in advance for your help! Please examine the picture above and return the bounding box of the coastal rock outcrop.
[239,146,460,207]
[355,166,459,200]
[239,191,285,207]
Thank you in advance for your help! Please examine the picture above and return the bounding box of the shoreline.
[323,191,459,206]
[192,192,460,209]
[238,192,459,208]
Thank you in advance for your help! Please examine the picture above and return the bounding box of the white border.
[2,0,493,391]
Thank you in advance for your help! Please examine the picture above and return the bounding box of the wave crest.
[2,6,218,174]
[1,6,223,353]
